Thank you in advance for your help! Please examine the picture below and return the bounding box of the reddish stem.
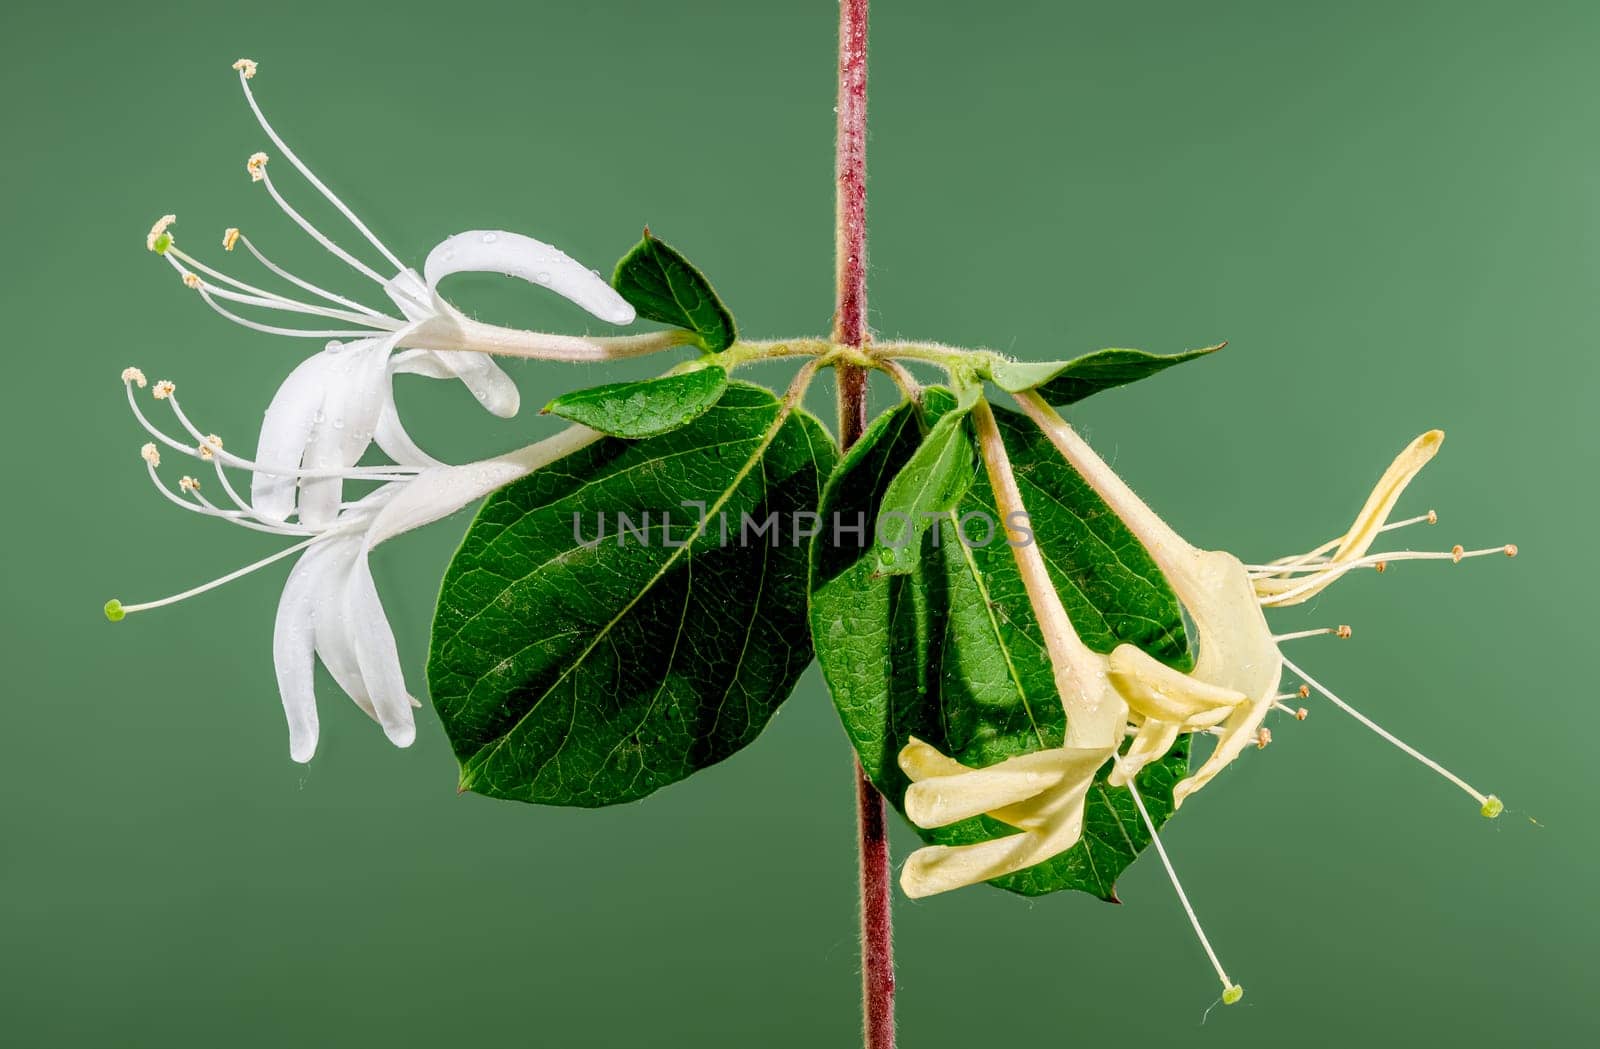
[833,3,895,1048]
[834,0,871,446]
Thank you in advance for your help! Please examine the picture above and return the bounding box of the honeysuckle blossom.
[144,59,681,527]
[108,368,600,760]
[896,392,1514,1005]
[1015,395,1513,810]
[896,399,1124,900]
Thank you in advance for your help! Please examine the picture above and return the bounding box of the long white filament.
[1116,754,1241,1002]
[1281,654,1498,814]
[238,68,408,275]
[116,534,328,614]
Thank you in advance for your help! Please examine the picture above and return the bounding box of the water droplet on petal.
[536,272,552,285]
[481,232,499,244]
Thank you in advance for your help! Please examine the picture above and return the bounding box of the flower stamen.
[146,214,176,254]
[235,60,408,275]
[1273,625,1353,643]
[1282,655,1501,817]
[107,534,325,618]
[1116,752,1242,1004]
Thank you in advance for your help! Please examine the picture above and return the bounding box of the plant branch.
[833,3,896,1049]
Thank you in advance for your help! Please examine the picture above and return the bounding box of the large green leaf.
[429,382,836,806]
[985,343,1223,404]
[611,230,738,352]
[809,391,1193,898]
[872,404,978,575]
[541,366,728,438]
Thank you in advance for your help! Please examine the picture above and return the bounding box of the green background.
[2,0,1592,1044]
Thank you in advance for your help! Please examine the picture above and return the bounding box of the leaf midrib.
[459,396,800,783]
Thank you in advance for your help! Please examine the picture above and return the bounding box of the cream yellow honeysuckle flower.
[897,401,1251,899]
[1016,393,1512,811]
[891,400,1125,901]
[898,392,1513,1006]
[897,738,1111,899]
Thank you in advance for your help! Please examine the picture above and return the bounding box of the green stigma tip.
[152,233,172,255]
[1481,795,1504,819]
[103,599,125,623]
[1222,985,1244,1006]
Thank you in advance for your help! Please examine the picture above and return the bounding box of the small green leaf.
[810,390,1193,898]
[429,382,836,806]
[612,230,738,352]
[872,404,977,575]
[986,343,1224,403]
[541,367,728,439]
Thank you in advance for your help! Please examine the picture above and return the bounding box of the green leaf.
[872,404,978,575]
[611,230,738,352]
[809,391,1193,898]
[429,382,836,806]
[986,343,1223,404]
[541,367,728,439]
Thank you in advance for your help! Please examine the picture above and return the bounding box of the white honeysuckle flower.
[145,58,682,526]
[108,368,600,761]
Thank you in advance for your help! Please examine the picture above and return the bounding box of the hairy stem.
[833,3,895,1049]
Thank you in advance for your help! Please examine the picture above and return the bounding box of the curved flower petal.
[433,350,520,418]
[343,546,415,748]
[423,230,636,326]
[373,380,442,469]
[899,777,1095,898]
[1254,430,1445,607]
[298,338,395,528]
[389,347,456,380]
[1109,643,1249,725]
[306,539,378,722]
[903,747,1101,829]
[252,351,338,521]
[385,271,521,418]
[272,544,329,763]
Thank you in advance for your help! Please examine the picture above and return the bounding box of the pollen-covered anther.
[1255,727,1272,750]
[1374,560,1387,573]
[140,442,161,467]
[198,434,224,461]
[146,214,176,254]
[1452,544,1465,563]
[1504,544,1518,558]
[121,366,147,388]
[1427,509,1439,525]
[232,58,258,79]
[152,380,175,400]
[247,152,269,181]
[1297,685,1310,699]
[1295,707,1308,721]
[181,272,202,289]
[1481,795,1504,819]
[1336,624,1352,639]
[222,227,241,251]
[179,475,201,493]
